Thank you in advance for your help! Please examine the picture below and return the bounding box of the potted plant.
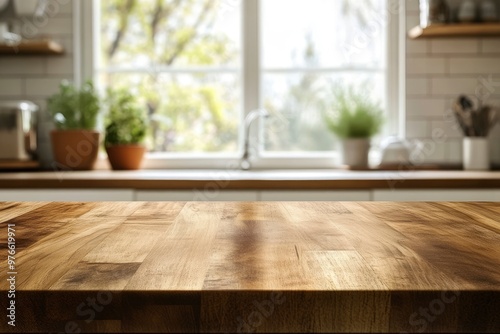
[322,85,384,169]
[47,81,101,171]
[104,89,148,170]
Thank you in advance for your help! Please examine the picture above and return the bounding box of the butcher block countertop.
[2,170,500,189]
[0,201,499,333]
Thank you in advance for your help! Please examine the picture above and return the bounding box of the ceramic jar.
[463,137,489,171]
[420,0,449,27]
[458,0,477,23]
[480,0,498,22]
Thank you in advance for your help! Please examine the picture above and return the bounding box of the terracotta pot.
[106,145,146,170]
[51,130,100,171]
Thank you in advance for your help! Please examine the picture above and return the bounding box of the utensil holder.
[463,137,489,171]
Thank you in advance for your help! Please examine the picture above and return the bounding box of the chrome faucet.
[241,109,270,170]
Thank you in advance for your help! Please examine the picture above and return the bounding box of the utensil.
[453,103,469,136]
[452,95,499,137]
[481,0,498,22]
[458,0,477,23]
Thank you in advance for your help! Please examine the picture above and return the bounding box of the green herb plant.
[105,89,148,146]
[322,85,384,139]
[47,81,100,130]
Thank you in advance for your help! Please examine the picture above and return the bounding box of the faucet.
[240,109,270,170]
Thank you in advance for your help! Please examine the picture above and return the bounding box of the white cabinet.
[1,189,499,202]
[0,189,135,202]
[135,190,259,201]
[259,191,371,201]
[372,189,500,202]
[137,190,372,201]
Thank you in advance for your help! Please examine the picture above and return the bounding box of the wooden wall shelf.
[409,23,500,39]
[0,40,64,55]
[0,160,40,171]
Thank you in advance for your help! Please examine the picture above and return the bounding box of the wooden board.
[2,170,500,190]
[409,23,500,39]
[0,201,498,333]
[0,160,40,171]
[0,40,64,55]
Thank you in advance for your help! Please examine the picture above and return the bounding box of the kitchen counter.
[1,170,500,189]
[0,201,498,333]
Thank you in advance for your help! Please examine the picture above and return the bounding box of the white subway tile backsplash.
[450,57,500,75]
[407,77,429,95]
[406,98,448,117]
[430,39,480,54]
[26,78,67,97]
[416,140,448,163]
[47,57,74,75]
[0,79,23,96]
[27,18,73,36]
[406,0,420,13]
[480,38,500,54]
[407,57,447,75]
[0,58,46,75]
[407,40,429,55]
[430,120,463,139]
[431,77,482,96]
[446,140,463,164]
[406,14,420,31]
[406,120,428,138]
[47,0,73,15]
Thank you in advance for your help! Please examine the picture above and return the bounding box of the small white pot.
[341,138,370,168]
[463,137,489,171]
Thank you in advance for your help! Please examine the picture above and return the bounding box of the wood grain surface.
[0,202,498,333]
[2,170,500,190]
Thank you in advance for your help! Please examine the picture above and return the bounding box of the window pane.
[261,0,388,153]
[100,0,242,68]
[98,0,242,155]
[262,72,386,152]
[102,72,240,153]
[262,0,387,69]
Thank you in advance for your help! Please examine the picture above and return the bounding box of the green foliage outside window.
[101,0,239,153]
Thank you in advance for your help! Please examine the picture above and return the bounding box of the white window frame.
[78,0,405,170]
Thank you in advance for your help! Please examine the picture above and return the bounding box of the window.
[97,0,242,155]
[85,0,401,168]
[261,0,387,153]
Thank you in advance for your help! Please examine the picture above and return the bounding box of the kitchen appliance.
[0,101,38,161]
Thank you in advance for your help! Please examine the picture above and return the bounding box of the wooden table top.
[0,201,499,333]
